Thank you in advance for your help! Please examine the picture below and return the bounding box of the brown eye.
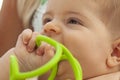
[42,18,52,25]
[67,18,82,25]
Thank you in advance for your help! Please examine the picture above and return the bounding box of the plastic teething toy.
[10,35,82,80]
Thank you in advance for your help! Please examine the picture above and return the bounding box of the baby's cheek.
[56,61,74,79]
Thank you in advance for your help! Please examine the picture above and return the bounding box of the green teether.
[10,35,82,80]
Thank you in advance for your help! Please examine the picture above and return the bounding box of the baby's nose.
[43,22,61,35]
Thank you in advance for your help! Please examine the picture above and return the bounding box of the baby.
[1,0,120,80]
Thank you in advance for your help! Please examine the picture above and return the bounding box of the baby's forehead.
[93,0,120,10]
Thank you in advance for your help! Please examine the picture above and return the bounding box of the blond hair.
[17,0,41,28]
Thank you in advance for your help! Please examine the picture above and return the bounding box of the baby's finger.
[15,29,32,48]
[27,32,39,52]
[36,42,51,55]
[36,42,55,64]
[42,44,55,63]
[22,29,32,44]
[36,42,46,56]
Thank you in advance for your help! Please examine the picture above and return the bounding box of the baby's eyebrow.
[43,10,84,17]
[65,11,88,19]
[64,11,81,15]
[63,11,87,19]
[43,11,81,16]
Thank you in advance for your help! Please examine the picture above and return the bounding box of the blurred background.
[0,0,3,10]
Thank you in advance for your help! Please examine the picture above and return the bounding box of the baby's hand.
[13,29,55,72]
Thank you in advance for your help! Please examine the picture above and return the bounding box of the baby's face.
[41,0,112,79]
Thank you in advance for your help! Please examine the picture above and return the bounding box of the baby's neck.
[87,71,120,80]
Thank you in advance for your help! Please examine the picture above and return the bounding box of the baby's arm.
[0,29,55,80]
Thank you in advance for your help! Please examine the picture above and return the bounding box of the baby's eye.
[67,18,81,25]
[42,18,52,25]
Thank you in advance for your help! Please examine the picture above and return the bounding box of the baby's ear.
[107,39,120,67]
